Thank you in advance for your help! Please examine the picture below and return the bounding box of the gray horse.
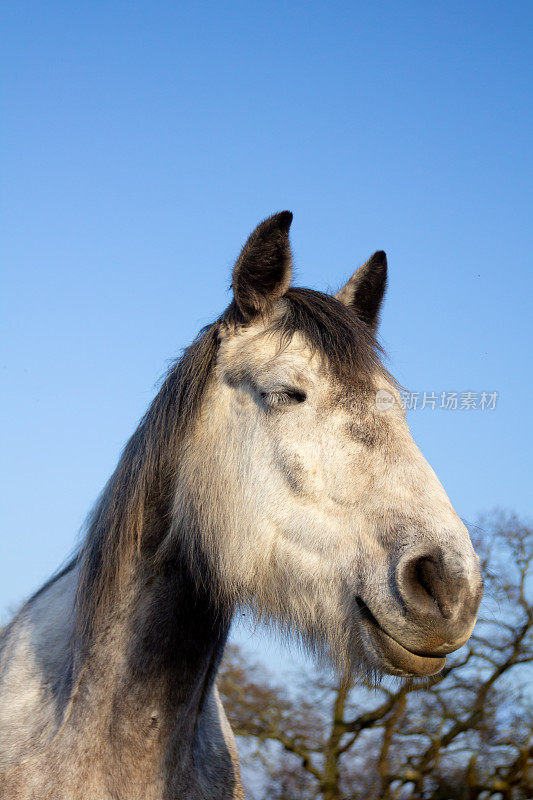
[0,212,482,799]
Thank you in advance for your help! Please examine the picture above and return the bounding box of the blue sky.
[1,0,532,649]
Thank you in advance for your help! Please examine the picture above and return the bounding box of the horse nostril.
[394,546,483,651]
[398,552,462,621]
[413,557,454,619]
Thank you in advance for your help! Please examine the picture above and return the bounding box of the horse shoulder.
[0,566,77,772]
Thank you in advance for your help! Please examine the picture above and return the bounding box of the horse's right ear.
[232,211,293,319]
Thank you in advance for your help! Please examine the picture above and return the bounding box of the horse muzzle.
[357,544,483,677]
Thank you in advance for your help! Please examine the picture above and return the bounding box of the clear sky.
[1,0,532,649]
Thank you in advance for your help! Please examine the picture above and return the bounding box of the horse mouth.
[356,598,446,677]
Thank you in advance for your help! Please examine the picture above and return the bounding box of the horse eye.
[285,390,307,403]
[261,389,307,407]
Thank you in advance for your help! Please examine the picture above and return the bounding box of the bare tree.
[218,513,533,800]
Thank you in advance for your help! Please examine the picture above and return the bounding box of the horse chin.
[356,599,446,678]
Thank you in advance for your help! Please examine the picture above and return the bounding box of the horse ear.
[232,211,293,319]
[335,251,387,330]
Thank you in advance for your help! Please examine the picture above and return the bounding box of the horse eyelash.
[261,389,307,407]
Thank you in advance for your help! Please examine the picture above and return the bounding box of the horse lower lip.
[356,598,446,677]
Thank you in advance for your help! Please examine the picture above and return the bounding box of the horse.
[0,212,482,799]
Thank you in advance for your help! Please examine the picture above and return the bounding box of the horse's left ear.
[232,211,293,319]
[335,251,387,330]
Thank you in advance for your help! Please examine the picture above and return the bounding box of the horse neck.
[68,366,235,750]
[70,529,232,753]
